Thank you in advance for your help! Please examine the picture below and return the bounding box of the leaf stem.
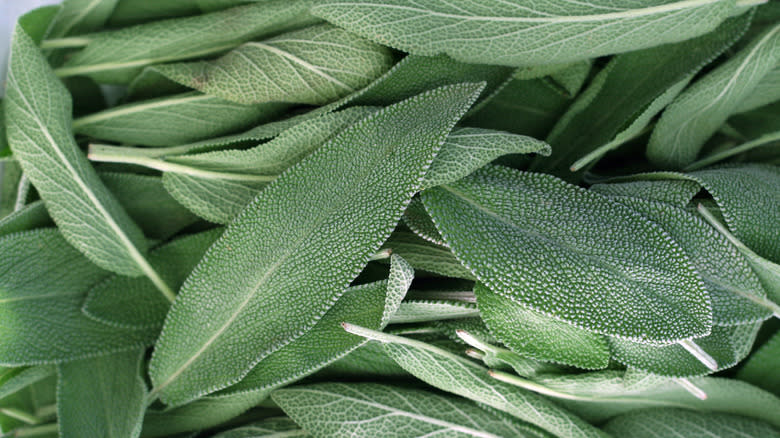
[406,290,477,303]
[369,248,393,261]
[139,257,177,303]
[12,424,59,437]
[14,175,30,211]
[678,339,718,371]
[88,144,276,183]
[39,36,91,49]
[489,370,589,401]
[674,378,707,400]
[685,131,780,171]
[0,408,41,425]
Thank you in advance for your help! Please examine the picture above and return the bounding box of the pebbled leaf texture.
[57,350,146,438]
[422,165,711,342]
[648,23,780,168]
[57,1,319,83]
[155,24,394,105]
[4,24,150,277]
[273,382,548,438]
[312,0,738,68]
[45,0,118,38]
[380,231,474,279]
[0,229,157,365]
[148,83,483,406]
[603,408,780,438]
[212,418,309,438]
[474,283,610,370]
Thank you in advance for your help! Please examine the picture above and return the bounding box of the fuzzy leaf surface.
[603,408,780,438]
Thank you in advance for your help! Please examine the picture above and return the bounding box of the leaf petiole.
[684,131,780,171]
[678,339,719,371]
[39,36,91,49]
[0,408,41,425]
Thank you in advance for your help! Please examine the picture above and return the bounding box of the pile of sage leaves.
[1,0,779,437]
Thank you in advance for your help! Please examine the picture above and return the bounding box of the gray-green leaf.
[603,408,780,438]
[212,418,309,438]
[148,83,482,406]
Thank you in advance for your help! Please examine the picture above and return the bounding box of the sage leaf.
[154,24,394,105]
[57,350,146,438]
[0,229,158,365]
[380,231,473,279]
[312,0,739,67]
[0,367,56,401]
[272,382,549,438]
[0,201,52,238]
[344,325,606,438]
[603,408,780,438]
[421,128,551,189]
[148,83,483,406]
[402,196,445,245]
[390,299,479,324]
[737,331,780,396]
[107,0,202,26]
[162,175,265,224]
[56,1,319,83]
[319,340,408,378]
[83,229,223,330]
[648,23,780,168]
[212,418,309,438]
[219,254,412,395]
[421,166,711,342]
[141,389,271,438]
[4,24,162,287]
[474,283,610,370]
[74,92,288,147]
[589,180,701,207]
[45,0,118,38]
[735,65,780,113]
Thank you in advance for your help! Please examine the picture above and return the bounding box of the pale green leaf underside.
[422,165,711,342]
[45,0,118,38]
[390,299,479,324]
[474,284,610,370]
[155,24,394,105]
[381,231,474,279]
[604,408,780,438]
[648,23,780,168]
[734,64,780,113]
[148,84,482,406]
[312,0,737,67]
[4,24,149,277]
[273,382,545,438]
[57,350,146,438]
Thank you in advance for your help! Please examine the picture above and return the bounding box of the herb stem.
[674,378,707,400]
[678,339,718,371]
[88,145,276,183]
[684,131,780,171]
[0,408,41,425]
[11,424,59,437]
[39,36,91,49]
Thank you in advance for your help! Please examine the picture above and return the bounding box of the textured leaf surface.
[0,201,52,238]
[0,230,157,365]
[381,231,473,279]
[156,24,394,105]
[391,300,479,324]
[422,166,710,342]
[213,418,309,438]
[221,255,412,395]
[162,175,265,224]
[149,84,482,406]
[45,0,118,38]
[57,350,146,438]
[422,128,550,189]
[0,366,55,400]
[475,283,610,370]
[83,229,223,329]
[737,330,780,397]
[312,0,736,67]
[273,382,546,438]
[403,196,445,245]
[319,340,408,378]
[347,327,605,438]
[648,23,780,168]
[4,24,150,277]
[74,92,288,147]
[603,408,780,438]
[57,1,318,83]
[589,180,701,207]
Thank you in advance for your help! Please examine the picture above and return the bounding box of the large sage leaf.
[0,229,157,365]
[648,23,780,168]
[74,92,288,147]
[148,84,483,406]
[272,383,549,438]
[474,283,610,370]
[83,229,223,330]
[421,166,711,342]
[57,350,146,438]
[344,325,606,438]
[603,408,780,438]
[4,25,161,286]
[155,24,394,105]
[735,65,780,113]
[45,0,118,38]
[312,0,738,67]
[56,1,319,83]
[212,418,309,438]
[380,231,473,279]
[219,254,412,395]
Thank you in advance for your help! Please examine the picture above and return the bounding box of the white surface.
[0,0,61,96]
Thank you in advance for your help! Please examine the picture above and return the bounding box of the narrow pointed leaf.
[474,283,610,370]
[312,0,738,67]
[735,65,780,113]
[57,350,146,438]
[74,92,288,147]
[422,166,711,342]
[213,418,309,438]
[148,84,483,406]
[45,0,119,38]
[219,254,412,395]
[57,1,319,83]
[603,408,780,438]
[0,229,158,365]
[390,300,479,324]
[272,383,549,438]
[648,23,780,168]
[403,196,445,245]
[319,341,408,378]
[0,201,52,238]
[380,231,473,279]
[4,24,150,277]
[0,367,56,401]
[155,24,394,105]
[162,175,265,224]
